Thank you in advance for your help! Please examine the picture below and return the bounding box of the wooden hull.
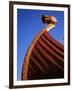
[22,31,64,80]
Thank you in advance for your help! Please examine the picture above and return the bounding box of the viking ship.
[22,15,64,80]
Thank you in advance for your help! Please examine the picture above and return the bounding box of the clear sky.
[17,9,64,80]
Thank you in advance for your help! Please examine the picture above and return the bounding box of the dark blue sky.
[17,9,64,80]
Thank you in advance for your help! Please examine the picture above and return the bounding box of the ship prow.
[22,30,64,80]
